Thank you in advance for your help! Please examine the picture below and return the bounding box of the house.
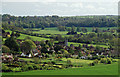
[72,55,78,57]
[80,56,88,59]
[21,52,32,58]
[2,53,13,63]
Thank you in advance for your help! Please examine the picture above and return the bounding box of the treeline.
[2,14,118,29]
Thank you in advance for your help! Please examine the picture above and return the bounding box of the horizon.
[1,13,118,17]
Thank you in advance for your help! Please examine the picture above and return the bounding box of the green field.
[17,34,50,41]
[68,42,109,48]
[29,27,117,35]
[2,62,118,75]
[4,30,50,41]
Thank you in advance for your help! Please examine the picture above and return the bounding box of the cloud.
[86,5,95,9]
[2,0,57,2]
[2,0,119,2]
[2,2,118,16]
[70,3,83,8]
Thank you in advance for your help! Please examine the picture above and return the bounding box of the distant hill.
[2,14,118,29]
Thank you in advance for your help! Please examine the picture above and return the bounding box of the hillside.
[2,14,118,29]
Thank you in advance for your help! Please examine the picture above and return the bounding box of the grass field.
[17,34,50,41]
[2,62,118,75]
[68,42,109,48]
[29,27,117,35]
[4,30,50,41]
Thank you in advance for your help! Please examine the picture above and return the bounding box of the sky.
[1,0,120,16]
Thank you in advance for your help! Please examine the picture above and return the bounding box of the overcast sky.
[1,0,119,16]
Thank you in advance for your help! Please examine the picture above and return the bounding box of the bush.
[21,65,29,71]
[2,45,10,53]
[33,58,41,64]
[100,58,107,64]
[100,58,112,64]
[88,63,95,66]
[39,65,44,70]
[100,55,105,58]
[78,64,83,67]
[92,56,98,60]
[21,64,35,71]
[28,65,34,70]
[87,57,92,60]
[67,60,72,64]
[45,53,49,58]
[93,59,99,64]
[47,67,56,70]
[12,67,21,72]
[107,58,112,64]
[32,64,40,70]
[2,64,12,72]
[112,59,117,62]
[51,61,56,65]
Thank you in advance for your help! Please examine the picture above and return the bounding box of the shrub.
[88,63,95,66]
[33,58,41,64]
[112,59,117,62]
[100,58,112,64]
[51,61,56,65]
[67,60,72,64]
[78,64,83,67]
[93,59,99,64]
[2,45,10,53]
[32,64,40,70]
[87,57,92,60]
[107,58,112,64]
[21,65,29,71]
[12,67,21,72]
[45,53,49,58]
[14,62,22,66]
[92,56,98,60]
[74,65,78,67]
[100,55,105,58]
[2,64,12,72]
[39,65,44,70]
[100,58,107,64]
[28,65,34,70]
[47,67,56,70]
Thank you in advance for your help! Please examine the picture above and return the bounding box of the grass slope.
[68,42,109,48]
[2,63,118,75]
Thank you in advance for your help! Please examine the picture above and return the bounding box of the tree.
[2,45,10,53]
[21,39,36,53]
[41,46,48,53]
[71,26,76,32]
[69,48,74,54]
[11,31,15,37]
[58,26,66,31]
[77,27,81,32]
[5,37,20,52]
[95,46,101,52]
[66,27,71,31]
[78,44,82,49]
[15,32,20,38]
[54,45,63,53]
[41,25,45,30]
[81,27,87,33]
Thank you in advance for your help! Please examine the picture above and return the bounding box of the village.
[2,31,114,64]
